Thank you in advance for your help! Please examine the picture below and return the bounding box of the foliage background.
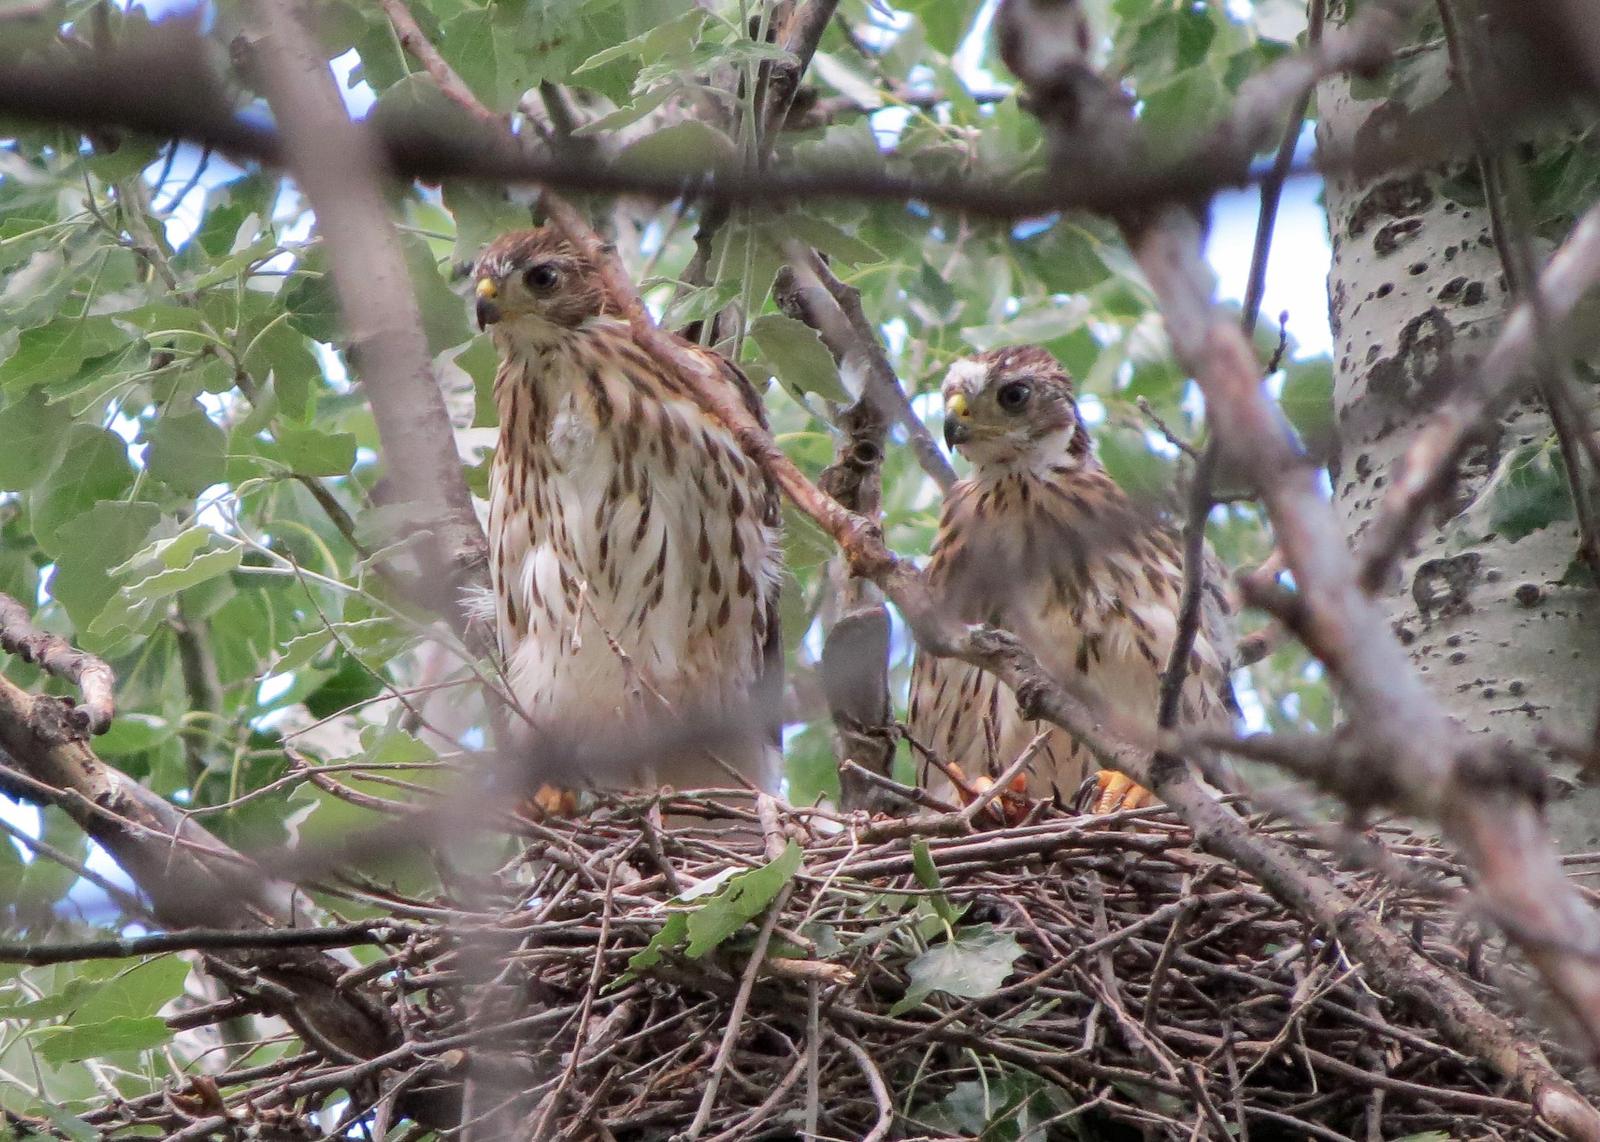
[0,0,1347,1126]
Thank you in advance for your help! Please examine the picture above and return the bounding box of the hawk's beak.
[943,393,972,449]
[475,277,502,329]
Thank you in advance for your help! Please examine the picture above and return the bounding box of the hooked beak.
[475,277,502,329]
[943,393,972,449]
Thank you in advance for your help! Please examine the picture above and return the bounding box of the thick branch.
[0,672,416,1078]
[0,17,1557,227]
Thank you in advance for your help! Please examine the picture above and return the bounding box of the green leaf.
[685,840,803,956]
[575,85,675,135]
[275,425,358,477]
[129,545,244,603]
[275,618,390,672]
[616,121,738,173]
[0,976,102,1021]
[145,405,227,494]
[1279,357,1334,458]
[304,650,385,720]
[49,502,162,631]
[961,303,1091,354]
[573,8,707,75]
[283,264,341,343]
[749,314,850,403]
[0,387,72,491]
[28,426,135,556]
[454,336,501,428]
[900,0,983,54]
[69,956,189,1024]
[1459,441,1577,543]
[890,924,1024,1016]
[1141,68,1227,159]
[402,235,473,355]
[0,316,125,391]
[781,212,883,267]
[243,318,319,421]
[94,713,176,757]
[37,1016,171,1064]
[910,838,961,927]
[40,1108,98,1142]
[628,912,689,972]
[630,843,804,970]
[437,8,500,105]
[93,540,244,637]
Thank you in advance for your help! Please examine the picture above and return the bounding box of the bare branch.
[0,591,114,735]
[0,13,1562,228]
[782,248,956,491]
[246,0,489,638]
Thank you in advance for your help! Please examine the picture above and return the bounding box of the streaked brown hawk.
[473,226,783,799]
[908,345,1238,813]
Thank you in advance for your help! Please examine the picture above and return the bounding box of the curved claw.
[1091,770,1154,815]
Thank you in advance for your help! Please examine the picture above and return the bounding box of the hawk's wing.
[908,470,1238,803]
[710,351,785,753]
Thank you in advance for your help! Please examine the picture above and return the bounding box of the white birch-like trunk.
[1318,64,1600,849]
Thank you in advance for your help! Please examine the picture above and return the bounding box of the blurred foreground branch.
[0,13,1586,226]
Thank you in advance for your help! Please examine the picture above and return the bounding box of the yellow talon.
[1091,770,1154,815]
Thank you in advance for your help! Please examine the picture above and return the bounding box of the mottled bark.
[1319,58,1600,848]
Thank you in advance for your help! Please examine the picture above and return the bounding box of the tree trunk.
[1318,53,1600,848]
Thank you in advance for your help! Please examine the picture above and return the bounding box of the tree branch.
[246,0,489,640]
[0,591,114,735]
[0,14,1560,228]
[0,920,424,967]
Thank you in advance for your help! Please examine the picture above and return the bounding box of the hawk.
[908,346,1237,813]
[473,226,783,800]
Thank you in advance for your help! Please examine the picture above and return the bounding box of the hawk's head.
[941,345,1093,471]
[472,226,613,334]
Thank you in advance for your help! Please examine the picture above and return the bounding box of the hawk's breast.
[487,326,780,787]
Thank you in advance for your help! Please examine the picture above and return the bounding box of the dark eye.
[996,381,1031,412]
[524,263,560,292]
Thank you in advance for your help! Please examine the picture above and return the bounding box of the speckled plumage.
[476,227,782,794]
[908,346,1237,808]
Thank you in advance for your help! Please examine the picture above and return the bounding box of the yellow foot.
[946,762,1033,825]
[1091,770,1154,815]
[516,784,579,821]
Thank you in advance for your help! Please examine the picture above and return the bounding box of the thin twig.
[684,795,794,1138]
[0,921,421,966]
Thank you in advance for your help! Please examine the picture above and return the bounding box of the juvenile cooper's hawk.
[474,226,783,798]
[908,346,1237,812]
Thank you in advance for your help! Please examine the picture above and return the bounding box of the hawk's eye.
[524,263,561,292]
[996,381,1032,412]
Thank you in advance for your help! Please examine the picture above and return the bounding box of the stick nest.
[107,798,1581,1139]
